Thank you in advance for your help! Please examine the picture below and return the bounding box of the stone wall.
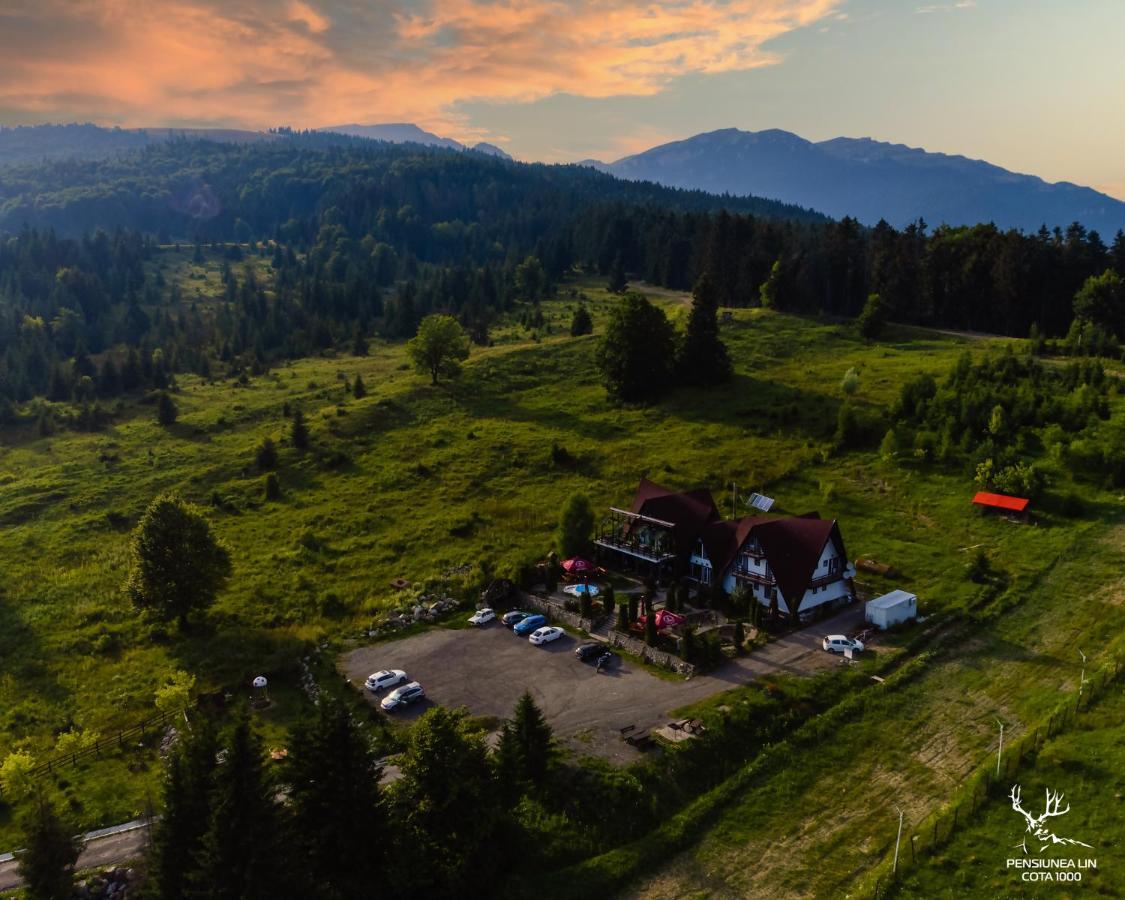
[605,631,697,676]
[520,591,601,632]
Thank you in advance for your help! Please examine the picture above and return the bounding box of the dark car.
[502,610,530,628]
[575,642,606,661]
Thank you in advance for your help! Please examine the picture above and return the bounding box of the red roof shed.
[972,492,1029,513]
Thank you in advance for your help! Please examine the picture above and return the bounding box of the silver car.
[380,681,425,711]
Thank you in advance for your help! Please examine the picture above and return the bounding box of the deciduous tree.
[407,315,471,385]
[126,494,231,629]
[595,293,675,403]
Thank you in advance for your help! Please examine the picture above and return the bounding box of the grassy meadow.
[0,256,1122,870]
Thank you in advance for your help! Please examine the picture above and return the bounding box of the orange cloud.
[0,0,840,142]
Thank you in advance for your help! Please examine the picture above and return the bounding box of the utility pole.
[995,718,1005,779]
[892,807,904,876]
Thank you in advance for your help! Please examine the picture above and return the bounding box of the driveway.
[340,605,866,763]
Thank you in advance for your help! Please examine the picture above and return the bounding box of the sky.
[1,0,1122,198]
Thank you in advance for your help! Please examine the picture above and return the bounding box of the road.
[341,605,865,763]
[0,820,149,893]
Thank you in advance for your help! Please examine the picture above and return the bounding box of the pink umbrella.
[562,557,596,574]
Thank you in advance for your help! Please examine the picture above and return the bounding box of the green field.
[0,259,1122,885]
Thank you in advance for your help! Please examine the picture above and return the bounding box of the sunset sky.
[1,0,1122,197]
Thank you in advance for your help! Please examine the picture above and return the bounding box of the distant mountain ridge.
[602,128,1125,234]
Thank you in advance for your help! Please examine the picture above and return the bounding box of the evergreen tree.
[676,271,732,386]
[290,409,309,449]
[285,697,386,899]
[857,292,891,340]
[644,609,658,646]
[557,493,595,558]
[157,391,178,427]
[125,493,232,628]
[16,796,81,900]
[147,717,220,900]
[1072,268,1124,338]
[569,304,593,336]
[733,620,746,656]
[606,254,627,294]
[351,323,369,357]
[352,374,366,399]
[194,712,289,899]
[508,692,554,785]
[391,707,503,898]
[256,437,278,470]
[595,293,676,403]
[263,472,280,501]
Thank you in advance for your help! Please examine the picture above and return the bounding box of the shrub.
[264,472,281,500]
[256,437,278,470]
[0,750,36,801]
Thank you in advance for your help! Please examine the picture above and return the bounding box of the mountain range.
[1,122,1121,233]
[598,128,1125,235]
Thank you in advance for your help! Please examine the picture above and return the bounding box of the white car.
[365,669,408,692]
[468,607,496,626]
[822,635,865,654]
[529,626,564,646]
[380,681,425,711]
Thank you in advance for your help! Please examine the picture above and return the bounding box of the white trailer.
[865,590,917,630]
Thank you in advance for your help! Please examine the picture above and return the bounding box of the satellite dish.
[252,676,268,689]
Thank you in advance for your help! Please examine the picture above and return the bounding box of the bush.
[0,750,36,801]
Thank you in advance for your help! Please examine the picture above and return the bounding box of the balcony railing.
[594,534,676,563]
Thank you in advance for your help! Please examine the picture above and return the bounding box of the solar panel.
[747,492,775,512]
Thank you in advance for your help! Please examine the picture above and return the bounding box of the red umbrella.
[562,557,596,574]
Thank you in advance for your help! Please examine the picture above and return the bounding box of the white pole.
[892,807,904,875]
[995,718,1004,778]
[1078,649,1088,700]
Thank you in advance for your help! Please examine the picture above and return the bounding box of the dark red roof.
[628,478,721,559]
[701,513,846,615]
[972,492,1029,512]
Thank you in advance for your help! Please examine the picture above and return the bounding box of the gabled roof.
[972,492,1029,512]
[702,513,847,615]
[628,478,721,558]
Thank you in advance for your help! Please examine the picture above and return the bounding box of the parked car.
[468,607,496,626]
[529,626,564,645]
[364,669,408,692]
[502,610,530,628]
[513,614,548,636]
[574,641,606,661]
[822,635,865,654]
[380,681,425,711]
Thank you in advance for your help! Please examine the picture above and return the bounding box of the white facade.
[865,590,917,629]
[696,533,854,620]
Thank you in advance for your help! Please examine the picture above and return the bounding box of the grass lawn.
[0,261,1121,864]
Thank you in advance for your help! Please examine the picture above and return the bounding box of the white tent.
[865,590,917,630]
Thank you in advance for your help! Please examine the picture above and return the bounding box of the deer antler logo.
[1009,785,1093,854]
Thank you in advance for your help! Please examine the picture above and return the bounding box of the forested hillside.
[1,136,1123,420]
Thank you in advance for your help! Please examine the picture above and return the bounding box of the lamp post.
[892,806,904,876]
[995,718,1005,779]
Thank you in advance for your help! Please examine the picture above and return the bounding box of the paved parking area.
[340,605,865,763]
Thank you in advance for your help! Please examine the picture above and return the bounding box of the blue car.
[512,614,547,636]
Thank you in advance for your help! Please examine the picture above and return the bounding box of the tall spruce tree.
[193,712,290,899]
[16,796,81,900]
[595,292,676,403]
[285,697,386,899]
[147,717,220,900]
[391,707,503,898]
[676,271,732,386]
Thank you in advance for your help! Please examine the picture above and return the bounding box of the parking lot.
[340,605,865,763]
